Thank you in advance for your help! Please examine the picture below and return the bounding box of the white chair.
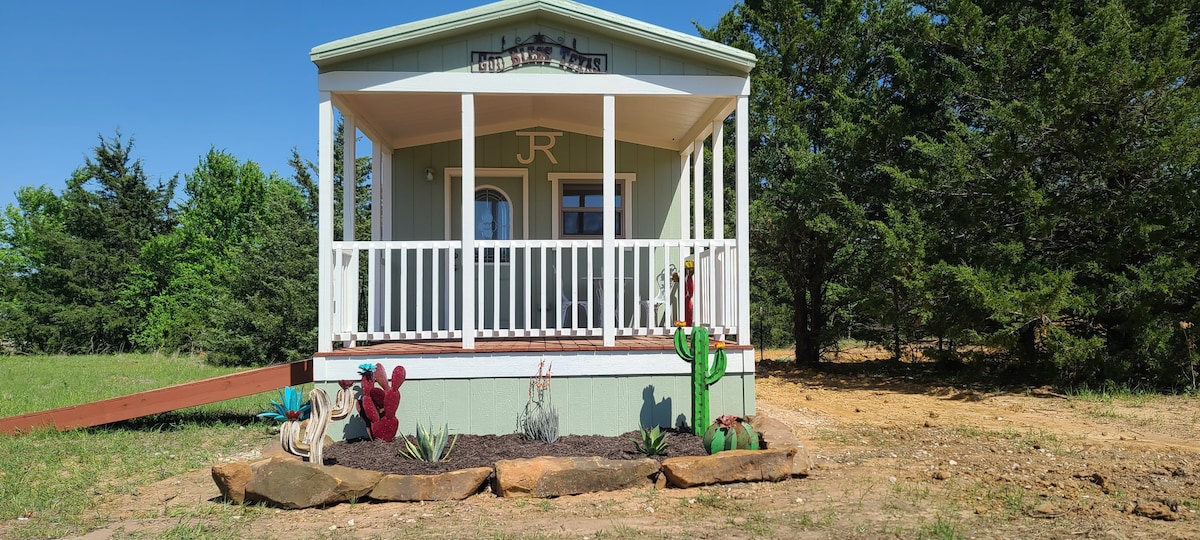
[551,264,588,328]
[639,264,675,327]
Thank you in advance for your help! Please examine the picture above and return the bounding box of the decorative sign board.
[472,34,608,74]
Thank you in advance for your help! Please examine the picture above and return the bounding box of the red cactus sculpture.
[357,363,406,442]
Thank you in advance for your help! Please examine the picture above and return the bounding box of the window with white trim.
[475,187,510,262]
[549,173,634,239]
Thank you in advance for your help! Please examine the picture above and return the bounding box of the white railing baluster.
[431,245,441,335]
[384,247,393,334]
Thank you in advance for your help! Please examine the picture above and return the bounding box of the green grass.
[0,352,280,417]
[1067,383,1153,406]
[0,353,290,539]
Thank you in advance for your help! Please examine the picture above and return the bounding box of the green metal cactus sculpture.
[673,325,727,435]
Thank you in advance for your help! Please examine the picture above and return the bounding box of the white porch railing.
[330,239,739,346]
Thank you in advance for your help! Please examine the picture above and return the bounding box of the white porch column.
[381,150,393,241]
[318,94,334,354]
[736,94,751,345]
[369,141,382,333]
[712,117,726,331]
[343,116,357,242]
[461,93,476,349]
[602,95,616,346]
[342,116,358,342]
[380,147,393,333]
[680,152,690,240]
[712,119,725,241]
[693,138,704,242]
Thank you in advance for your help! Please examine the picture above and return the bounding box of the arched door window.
[475,187,511,263]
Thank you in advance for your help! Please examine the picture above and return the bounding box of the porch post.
[381,150,392,242]
[370,141,383,333]
[712,117,725,331]
[602,95,616,346]
[461,93,476,349]
[381,147,393,333]
[317,94,334,354]
[342,115,358,342]
[712,119,724,241]
[693,138,704,242]
[343,115,356,242]
[736,93,751,345]
[680,151,690,241]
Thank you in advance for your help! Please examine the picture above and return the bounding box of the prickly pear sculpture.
[357,363,406,442]
[673,325,727,435]
[702,414,759,454]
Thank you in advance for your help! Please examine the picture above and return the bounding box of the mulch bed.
[323,429,707,475]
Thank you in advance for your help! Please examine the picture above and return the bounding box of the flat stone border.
[213,414,811,509]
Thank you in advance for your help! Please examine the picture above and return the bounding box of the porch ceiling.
[335,92,730,152]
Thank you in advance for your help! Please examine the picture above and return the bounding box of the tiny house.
[311,0,757,438]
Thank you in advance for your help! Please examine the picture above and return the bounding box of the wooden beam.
[0,360,314,435]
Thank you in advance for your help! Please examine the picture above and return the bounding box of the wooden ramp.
[0,359,313,435]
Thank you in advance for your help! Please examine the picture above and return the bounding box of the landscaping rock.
[661,448,793,488]
[211,461,254,504]
[493,456,659,498]
[1132,500,1179,521]
[746,413,812,476]
[370,467,493,501]
[244,457,382,509]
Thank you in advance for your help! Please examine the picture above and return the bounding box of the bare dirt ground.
[65,349,1200,539]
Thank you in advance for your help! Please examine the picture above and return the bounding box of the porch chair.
[551,264,589,328]
[639,264,676,327]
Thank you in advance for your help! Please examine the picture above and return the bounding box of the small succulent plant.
[399,422,458,462]
[632,426,670,456]
[257,386,311,422]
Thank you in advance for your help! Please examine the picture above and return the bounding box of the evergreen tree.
[0,133,174,352]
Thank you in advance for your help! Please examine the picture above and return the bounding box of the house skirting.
[313,340,755,439]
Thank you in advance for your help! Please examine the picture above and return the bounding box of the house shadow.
[639,385,675,429]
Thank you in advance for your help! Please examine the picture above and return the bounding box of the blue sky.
[0,0,736,209]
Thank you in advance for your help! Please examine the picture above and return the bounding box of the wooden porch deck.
[319,336,751,357]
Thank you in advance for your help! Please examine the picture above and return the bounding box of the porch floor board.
[319,336,750,357]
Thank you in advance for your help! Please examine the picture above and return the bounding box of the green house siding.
[391,128,683,242]
[319,21,742,77]
[318,373,754,439]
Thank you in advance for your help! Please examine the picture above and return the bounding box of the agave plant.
[257,386,311,422]
[399,422,458,462]
[632,426,670,456]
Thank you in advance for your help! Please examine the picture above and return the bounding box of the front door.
[449,173,526,331]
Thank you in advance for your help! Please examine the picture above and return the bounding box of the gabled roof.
[310,0,755,73]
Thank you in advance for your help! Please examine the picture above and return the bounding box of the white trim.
[319,71,752,97]
[678,98,737,155]
[342,115,357,243]
[602,95,616,347]
[381,149,393,241]
[318,95,334,354]
[461,93,476,349]
[370,141,382,332]
[316,348,755,381]
[736,93,751,346]
[680,153,690,240]
[693,137,704,242]
[442,167,530,242]
[712,118,724,241]
[547,172,636,240]
[329,94,389,150]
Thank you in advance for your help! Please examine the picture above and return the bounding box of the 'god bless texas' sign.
[472,34,608,74]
